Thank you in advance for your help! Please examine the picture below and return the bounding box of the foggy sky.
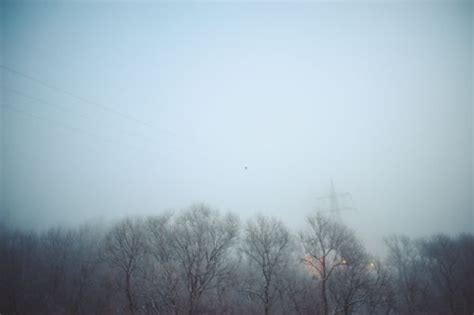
[1,1,472,254]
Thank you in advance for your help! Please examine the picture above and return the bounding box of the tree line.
[0,204,473,315]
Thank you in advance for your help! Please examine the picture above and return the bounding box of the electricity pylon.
[315,180,354,220]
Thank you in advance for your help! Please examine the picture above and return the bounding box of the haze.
[0,1,472,254]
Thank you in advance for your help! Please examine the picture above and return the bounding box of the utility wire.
[0,64,176,137]
[1,103,173,159]
[1,85,182,154]
[3,103,223,176]
[3,85,100,121]
[3,103,224,180]
[0,65,220,166]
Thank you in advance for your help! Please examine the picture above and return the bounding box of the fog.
[1,1,472,255]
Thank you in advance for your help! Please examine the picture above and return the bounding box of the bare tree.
[143,214,183,314]
[240,216,291,315]
[2,211,473,315]
[39,227,76,313]
[361,260,395,315]
[278,256,317,315]
[101,218,146,315]
[173,204,239,315]
[0,226,39,314]
[327,235,372,315]
[0,223,107,315]
[67,224,104,315]
[299,212,354,315]
[384,235,429,315]
[419,234,461,315]
[456,233,474,315]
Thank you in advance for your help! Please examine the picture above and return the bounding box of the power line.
[1,85,182,154]
[2,103,225,181]
[0,64,176,137]
[0,65,221,166]
[2,103,116,145]
[3,103,223,177]
[3,85,98,121]
[0,103,172,159]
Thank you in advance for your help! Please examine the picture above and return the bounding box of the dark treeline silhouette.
[0,204,473,315]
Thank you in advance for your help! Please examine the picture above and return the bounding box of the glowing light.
[303,255,321,278]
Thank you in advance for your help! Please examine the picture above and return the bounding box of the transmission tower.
[315,180,354,219]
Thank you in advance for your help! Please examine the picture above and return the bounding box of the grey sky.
[1,1,472,253]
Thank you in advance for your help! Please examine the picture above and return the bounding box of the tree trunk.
[264,282,270,315]
[322,278,328,315]
[125,272,135,315]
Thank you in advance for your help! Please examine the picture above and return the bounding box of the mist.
[1,1,473,314]
[1,1,472,254]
